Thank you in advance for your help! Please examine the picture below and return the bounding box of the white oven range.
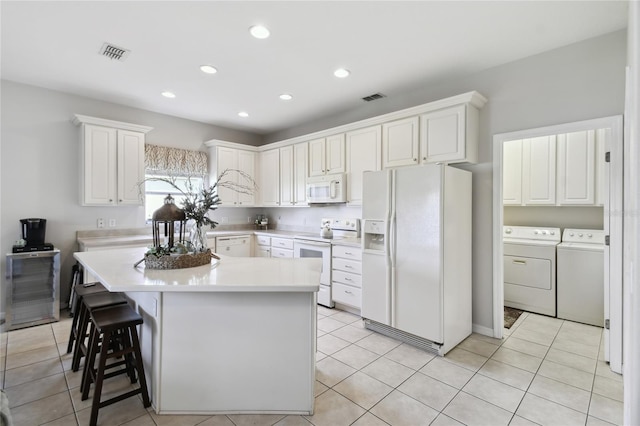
[294,218,360,307]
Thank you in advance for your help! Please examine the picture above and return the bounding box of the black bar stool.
[71,292,128,372]
[66,282,108,354]
[81,304,151,426]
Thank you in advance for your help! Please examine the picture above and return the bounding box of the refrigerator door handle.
[389,169,397,326]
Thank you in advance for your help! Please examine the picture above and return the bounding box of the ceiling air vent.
[362,93,386,102]
[99,43,130,61]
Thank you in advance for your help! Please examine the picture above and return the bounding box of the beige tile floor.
[0,307,624,426]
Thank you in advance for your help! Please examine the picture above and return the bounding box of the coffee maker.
[13,218,54,252]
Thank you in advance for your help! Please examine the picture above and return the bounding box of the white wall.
[265,30,627,331]
[0,81,261,307]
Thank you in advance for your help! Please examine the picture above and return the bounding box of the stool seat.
[66,282,108,354]
[81,304,151,426]
[91,304,143,330]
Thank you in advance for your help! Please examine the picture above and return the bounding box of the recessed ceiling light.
[279,93,293,101]
[249,25,270,39]
[238,111,249,118]
[200,65,218,74]
[334,68,350,78]
[161,91,176,98]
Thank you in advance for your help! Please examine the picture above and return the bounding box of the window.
[144,174,205,221]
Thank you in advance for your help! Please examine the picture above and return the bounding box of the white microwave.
[306,173,347,204]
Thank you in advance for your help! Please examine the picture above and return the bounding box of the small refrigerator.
[5,250,60,331]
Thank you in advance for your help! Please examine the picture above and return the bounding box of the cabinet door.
[83,125,117,205]
[325,134,346,174]
[557,130,595,205]
[117,130,145,205]
[420,104,466,164]
[595,128,609,206]
[523,136,556,205]
[236,150,256,206]
[293,143,308,206]
[280,146,294,206]
[502,139,523,205]
[346,126,382,205]
[308,138,326,177]
[260,149,280,206]
[216,147,238,206]
[383,117,419,168]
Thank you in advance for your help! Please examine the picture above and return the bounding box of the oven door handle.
[295,240,331,247]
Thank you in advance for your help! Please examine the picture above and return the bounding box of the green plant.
[140,169,256,228]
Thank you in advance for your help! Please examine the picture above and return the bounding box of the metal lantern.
[152,194,187,249]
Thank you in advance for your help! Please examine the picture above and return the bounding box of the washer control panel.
[504,226,561,242]
[561,228,605,244]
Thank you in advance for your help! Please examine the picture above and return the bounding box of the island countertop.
[74,247,322,293]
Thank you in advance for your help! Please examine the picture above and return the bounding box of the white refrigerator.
[361,164,472,355]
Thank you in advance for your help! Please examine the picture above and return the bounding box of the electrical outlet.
[97,218,105,228]
[108,219,116,227]
[247,217,252,223]
[221,217,228,223]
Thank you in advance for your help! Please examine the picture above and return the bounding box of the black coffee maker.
[13,218,54,252]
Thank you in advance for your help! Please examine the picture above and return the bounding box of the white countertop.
[78,229,362,249]
[74,247,322,293]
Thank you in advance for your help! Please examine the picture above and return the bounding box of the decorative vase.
[190,225,208,253]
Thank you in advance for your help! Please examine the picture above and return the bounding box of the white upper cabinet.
[595,128,609,207]
[382,117,419,168]
[279,146,294,206]
[420,104,478,164]
[260,149,280,206]
[557,130,595,205]
[74,115,152,207]
[502,139,523,206]
[346,125,382,205]
[293,143,309,206]
[279,143,308,207]
[522,136,556,205]
[309,134,345,176]
[212,146,256,206]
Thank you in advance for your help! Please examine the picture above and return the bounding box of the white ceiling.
[1,1,628,135]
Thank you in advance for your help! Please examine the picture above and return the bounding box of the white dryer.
[557,228,605,327]
[503,226,561,317]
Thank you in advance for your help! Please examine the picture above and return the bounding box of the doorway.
[492,116,623,374]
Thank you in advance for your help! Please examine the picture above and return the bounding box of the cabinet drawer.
[332,258,362,275]
[332,245,362,261]
[256,235,271,246]
[271,237,294,250]
[332,283,361,309]
[271,247,293,258]
[332,270,362,288]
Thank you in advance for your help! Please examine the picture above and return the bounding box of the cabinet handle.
[345,277,353,281]
[345,265,353,269]
[423,157,427,161]
[345,290,353,294]
[413,158,417,162]
[239,202,242,205]
[345,252,353,255]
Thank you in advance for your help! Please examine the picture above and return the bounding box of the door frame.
[492,115,623,373]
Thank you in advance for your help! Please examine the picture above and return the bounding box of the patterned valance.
[145,144,208,176]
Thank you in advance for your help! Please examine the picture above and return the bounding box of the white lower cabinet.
[255,235,271,257]
[332,245,362,309]
[270,237,294,258]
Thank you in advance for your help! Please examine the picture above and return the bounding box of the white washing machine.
[557,228,605,327]
[503,226,561,317]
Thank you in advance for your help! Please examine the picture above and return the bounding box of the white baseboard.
[472,323,495,337]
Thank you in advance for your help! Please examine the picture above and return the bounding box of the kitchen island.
[74,247,321,415]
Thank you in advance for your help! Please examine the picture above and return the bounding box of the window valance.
[145,144,208,176]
